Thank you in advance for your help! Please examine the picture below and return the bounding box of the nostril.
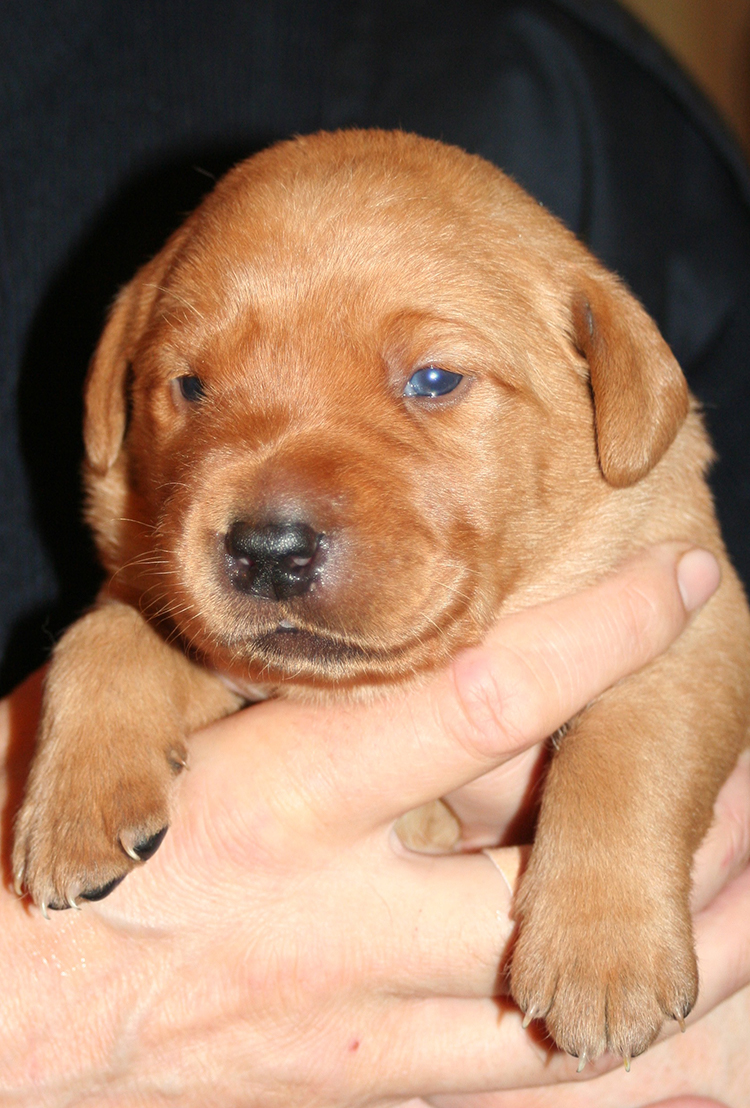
[225,520,324,599]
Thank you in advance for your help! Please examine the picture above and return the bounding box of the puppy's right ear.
[84,280,143,474]
[84,231,185,474]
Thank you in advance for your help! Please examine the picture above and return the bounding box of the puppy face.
[84,130,689,689]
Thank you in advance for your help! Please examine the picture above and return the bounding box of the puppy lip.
[247,616,452,668]
[252,626,371,665]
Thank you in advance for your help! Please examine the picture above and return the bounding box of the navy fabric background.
[2,0,749,693]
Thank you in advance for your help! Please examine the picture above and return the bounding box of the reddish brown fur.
[13,130,750,1063]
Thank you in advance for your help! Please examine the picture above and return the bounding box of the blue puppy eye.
[178,375,206,402]
[403,366,463,398]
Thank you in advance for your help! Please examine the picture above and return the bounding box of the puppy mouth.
[252,621,375,665]
[215,612,455,680]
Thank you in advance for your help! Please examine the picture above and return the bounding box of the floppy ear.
[83,280,142,474]
[84,230,186,474]
[571,275,688,488]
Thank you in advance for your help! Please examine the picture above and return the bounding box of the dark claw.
[133,825,168,861]
[79,875,125,902]
[46,898,70,912]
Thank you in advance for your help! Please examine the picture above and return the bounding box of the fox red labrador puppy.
[13,130,750,1066]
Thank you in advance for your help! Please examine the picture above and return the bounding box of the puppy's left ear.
[572,275,688,487]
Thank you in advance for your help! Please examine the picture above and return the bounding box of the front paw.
[13,736,187,915]
[510,874,697,1064]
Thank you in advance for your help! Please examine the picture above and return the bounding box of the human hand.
[425,750,750,1108]
[0,543,741,1107]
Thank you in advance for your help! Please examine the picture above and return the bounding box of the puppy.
[13,130,750,1065]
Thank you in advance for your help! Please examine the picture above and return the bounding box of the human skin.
[0,544,748,1107]
[426,755,750,1108]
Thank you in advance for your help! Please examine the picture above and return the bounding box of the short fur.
[13,130,750,1064]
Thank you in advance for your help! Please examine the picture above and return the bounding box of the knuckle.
[445,645,539,760]
[620,585,665,653]
[616,558,685,659]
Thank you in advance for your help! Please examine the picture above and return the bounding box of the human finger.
[644,1100,730,1107]
[91,775,750,1106]
[685,862,750,1023]
[332,543,719,827]
[191,543,719,833]
[690,750,750,912]
[416,856,750,1100]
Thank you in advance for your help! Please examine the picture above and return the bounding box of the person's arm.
[1,543,745,1107]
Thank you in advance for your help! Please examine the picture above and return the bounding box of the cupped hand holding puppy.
[1,543,748,1107]
[427,751,750,1108]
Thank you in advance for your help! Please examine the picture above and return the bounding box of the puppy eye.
[403,366,463,398]
[176,375,206,402]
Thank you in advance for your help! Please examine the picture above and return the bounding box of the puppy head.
[83,130,688,689]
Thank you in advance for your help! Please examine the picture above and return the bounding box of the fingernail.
[677,548,721,612]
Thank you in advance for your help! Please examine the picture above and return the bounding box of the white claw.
[676,1014,687,1033]
[576,1052,588,1073]
[521,1007,537,1030]
[40,900,49,921]
[624,1055,631,1073]
[67,894,81,911]
[121,839,141,862]
[13,868,25,898]
[169,749,188,770]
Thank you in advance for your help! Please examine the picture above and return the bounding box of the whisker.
[115,517,159,532]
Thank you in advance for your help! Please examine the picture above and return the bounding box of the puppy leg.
[13,600,240,912]
[510,629,749,1064]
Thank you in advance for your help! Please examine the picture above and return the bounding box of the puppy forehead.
[163,137,566,331]
[171,195,496,325]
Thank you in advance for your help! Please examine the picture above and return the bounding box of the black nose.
[225,520,323,599]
